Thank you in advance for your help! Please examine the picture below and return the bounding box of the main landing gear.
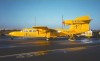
[11,37,14,40]
[46,38,49,41]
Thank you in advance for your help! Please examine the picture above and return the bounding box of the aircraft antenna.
[35,16,36,26]
[62,15,64,29]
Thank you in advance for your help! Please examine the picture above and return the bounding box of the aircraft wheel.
[46,38,49,41]
[11,37,14,40]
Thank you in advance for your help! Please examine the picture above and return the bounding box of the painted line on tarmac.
[0,45,32,49]
[0,44,100,58]
[0,49,61,58]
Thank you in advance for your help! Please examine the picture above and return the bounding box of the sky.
[0,0,100,30]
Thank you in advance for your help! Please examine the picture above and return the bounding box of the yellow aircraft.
[9,26,59,40]
[9,16,92,41]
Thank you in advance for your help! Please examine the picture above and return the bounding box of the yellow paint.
[9,16,92,39]
[58,16,91,36]
[9,26,58,38]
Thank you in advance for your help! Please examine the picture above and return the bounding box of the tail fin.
[63,16,91,34]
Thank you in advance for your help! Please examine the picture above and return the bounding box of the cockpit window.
[32,30,36,32]
[21,29,28,32]
[24,30,28,32]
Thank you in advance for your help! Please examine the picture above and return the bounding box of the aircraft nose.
[9,32,14,36]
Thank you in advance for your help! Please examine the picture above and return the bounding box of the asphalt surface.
[0,38,100,61]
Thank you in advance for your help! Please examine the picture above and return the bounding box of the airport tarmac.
[0,38,100,61]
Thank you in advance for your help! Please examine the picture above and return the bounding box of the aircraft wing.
[32,26,49,30]
[32,26,57,32]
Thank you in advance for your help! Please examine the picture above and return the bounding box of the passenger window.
[29,30,32,32]
[33,30,36,32]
